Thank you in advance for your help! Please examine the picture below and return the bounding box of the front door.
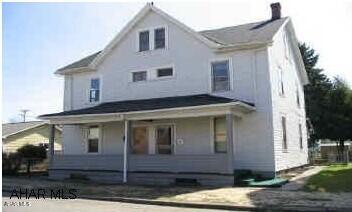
[155,125,173,154]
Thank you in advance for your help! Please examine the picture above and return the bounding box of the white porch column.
[226,114,234,174]
[48,124,55,165]
[123,120,131,183]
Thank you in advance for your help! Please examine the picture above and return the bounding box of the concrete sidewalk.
[281,166,325,191]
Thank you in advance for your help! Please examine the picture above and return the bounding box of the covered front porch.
[41,94,255,185]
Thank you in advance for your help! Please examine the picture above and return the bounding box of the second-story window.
[154,28,165,49]
[89,78,100,102]
[211,60,230,92]
[132,71,147,82]
[157,67,173,78]
[278,68,285,96]
[139,30,149,52]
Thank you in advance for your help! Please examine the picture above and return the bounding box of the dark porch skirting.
[48,169,234,186]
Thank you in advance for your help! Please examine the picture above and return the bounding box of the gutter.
[38,101,255,120]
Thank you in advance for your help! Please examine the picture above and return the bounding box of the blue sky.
[3,1,352,123]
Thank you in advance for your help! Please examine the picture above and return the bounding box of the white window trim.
[155,64,175,80]
[153,25,168,50]
[136,25,168,53]
[212,116,228,154]
[136,28,152,52]
[87,76,102,104]
[209,58,234,93]
[128,64,175,83]
[130,70,148,83]
[85,124,103,154]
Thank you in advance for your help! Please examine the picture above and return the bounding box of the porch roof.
[40,94,254,119]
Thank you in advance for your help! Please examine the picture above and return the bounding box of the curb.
[3,189,350,212]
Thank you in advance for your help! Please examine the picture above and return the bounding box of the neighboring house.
[2,121,62,153]
[39,3,309,185]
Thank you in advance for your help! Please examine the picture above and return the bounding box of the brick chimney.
[270,2,281,20]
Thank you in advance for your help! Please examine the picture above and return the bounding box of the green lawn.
[304,164,352,192]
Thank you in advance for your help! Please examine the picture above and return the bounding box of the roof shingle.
[55,17,288,73]
[40,94,254,118]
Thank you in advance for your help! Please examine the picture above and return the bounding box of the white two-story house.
[40,3,309,186]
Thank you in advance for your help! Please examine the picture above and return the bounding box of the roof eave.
[214,41,272,53]
[38,101,255,121]
[55,67,96,75]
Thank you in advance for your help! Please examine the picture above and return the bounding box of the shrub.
[2,152,22,175]
[17,144,47,159]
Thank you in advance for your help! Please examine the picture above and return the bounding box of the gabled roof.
[55,3,289,75]
[199,17,288,46]
[2,121,62,139]
[56,51,101,73]
[39,94,254,118]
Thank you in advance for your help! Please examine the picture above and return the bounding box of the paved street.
[2,197,239,212]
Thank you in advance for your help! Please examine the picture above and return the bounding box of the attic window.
[154,28,165,49]
[139,30,150,52]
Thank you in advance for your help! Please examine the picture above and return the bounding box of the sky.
[2,0,352,123]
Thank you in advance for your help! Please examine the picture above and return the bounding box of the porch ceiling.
[39,94,255,124]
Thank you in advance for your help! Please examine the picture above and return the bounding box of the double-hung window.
[139,30,149,52]
[154,28,165,49]
[211,60,230,92]
[281,116,288,151]
[89,78,100,102]
[299,123,303,149]
[214,117,227,153]
[87,126,99,153]
[132,71,147,82]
